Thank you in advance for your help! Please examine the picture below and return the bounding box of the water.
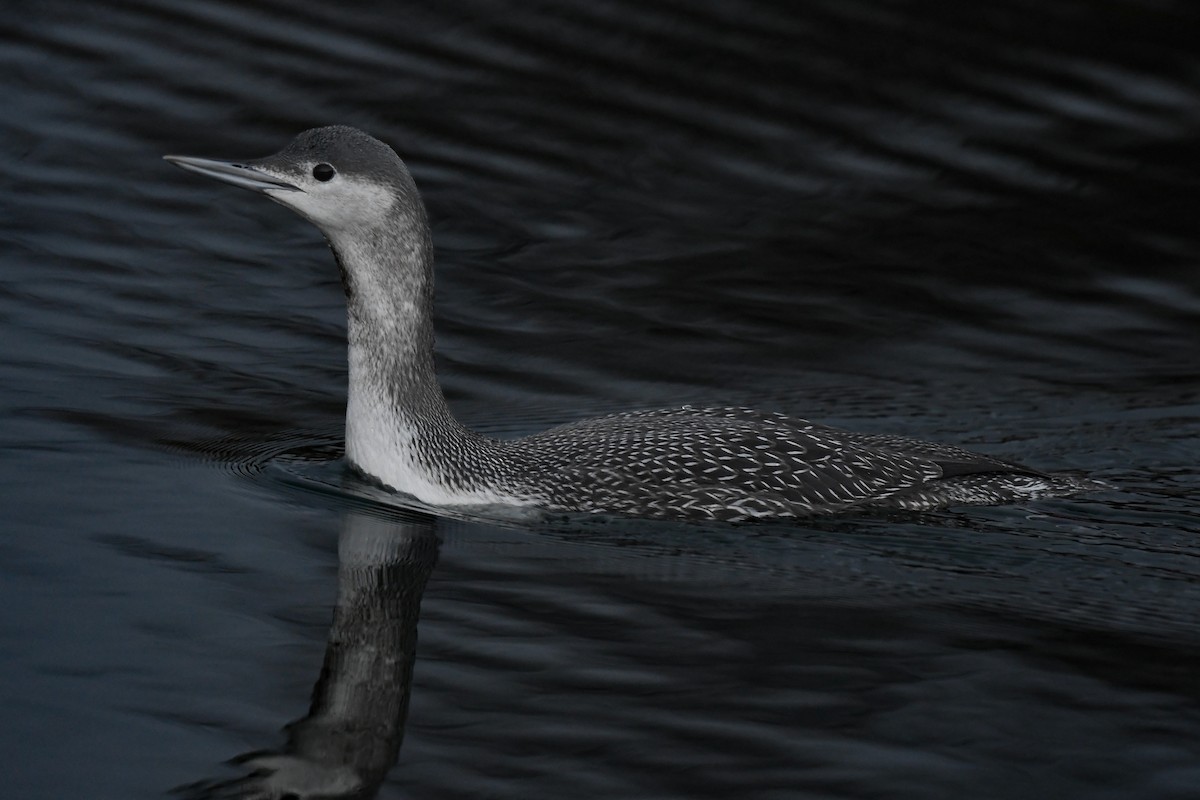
[2,0,1199,797]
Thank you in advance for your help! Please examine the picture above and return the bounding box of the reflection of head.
[176,510,439,800]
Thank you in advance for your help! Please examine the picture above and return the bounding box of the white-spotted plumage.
[166,126,1104,522]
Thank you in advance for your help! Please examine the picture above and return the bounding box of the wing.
[515,406,1000,520]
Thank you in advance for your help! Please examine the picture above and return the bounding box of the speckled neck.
[329,202,430,435]
[323,200,516,504]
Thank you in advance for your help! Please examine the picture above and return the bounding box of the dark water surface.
[3,1,1200,797]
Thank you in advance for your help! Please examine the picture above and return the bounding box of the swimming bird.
[165,126,1100,522]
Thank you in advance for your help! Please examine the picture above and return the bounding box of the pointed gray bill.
[163,155,302,193]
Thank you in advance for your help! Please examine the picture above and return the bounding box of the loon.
[165,126,1100,522]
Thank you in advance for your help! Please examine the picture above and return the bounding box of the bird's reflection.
[177,509,439,799]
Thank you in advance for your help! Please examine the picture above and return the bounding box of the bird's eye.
[312,163,336,181]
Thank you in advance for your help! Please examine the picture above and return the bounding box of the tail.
[876,471,1109,512]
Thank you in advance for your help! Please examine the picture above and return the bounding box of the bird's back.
[504,406,1087,521]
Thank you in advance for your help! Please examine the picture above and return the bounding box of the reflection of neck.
[290,512,438,791]
[178,511,439,799]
